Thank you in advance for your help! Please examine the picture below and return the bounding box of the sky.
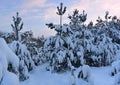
[0,0,120,37]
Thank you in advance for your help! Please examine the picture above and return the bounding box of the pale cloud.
[99,0,120,16]
[33,27,56,38]
[41,27,56,37]
[20,9,28,15]
[23,0,48,9]
[20,8,40,17]
[20,0,55,16]
[43,8,58,20]
[64,0,120,23]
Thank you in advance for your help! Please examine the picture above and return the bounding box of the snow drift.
[0,38,19,85]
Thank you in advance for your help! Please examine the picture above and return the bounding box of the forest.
[0,2,120,85]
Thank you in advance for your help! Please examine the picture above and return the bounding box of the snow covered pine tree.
[45,4,85,72]
[10,12,35,81]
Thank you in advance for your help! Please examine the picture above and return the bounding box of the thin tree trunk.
[16,30,18,41]
[60,15,62,28]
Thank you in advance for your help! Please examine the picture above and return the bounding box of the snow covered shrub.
[45,7,120,72]
[21,31,46,66]
[45,24,85,72]
[72,32,85,67]
[68,9,95,67]
[27,42,46,66]
[85,33,116,66]
[76,65,91,82]
[45,9,89,72]
[83,12,120,66]
[9,41,35,81]
[27,42,39,65]
[111,60,120,76]
[0,38,19,85]
[37,47,47,64]
[50,47,68,72]
[8,12,37,81]
[74,65,93,85]
[44,35,68,72]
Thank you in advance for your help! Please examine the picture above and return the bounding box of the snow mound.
[0,38,19,85]
[1,71,19,85]
[111,60,120,76]
[74,65,93,85]
[0,38,19,70]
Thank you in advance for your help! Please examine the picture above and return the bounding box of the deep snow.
[20,63,115,85]
[91,67,115,85]
[0,38,19,85]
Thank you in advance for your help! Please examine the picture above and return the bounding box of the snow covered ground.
[91,67,115,85]
[20,64,115,85]
[20,63,72,85]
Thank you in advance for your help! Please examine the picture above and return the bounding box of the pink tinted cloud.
[99,0,120,15]
[33,27,56,37]
[23,0,47,9]
[43,8,58,20]
[65,0,120,23]
[20,0,54,16]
